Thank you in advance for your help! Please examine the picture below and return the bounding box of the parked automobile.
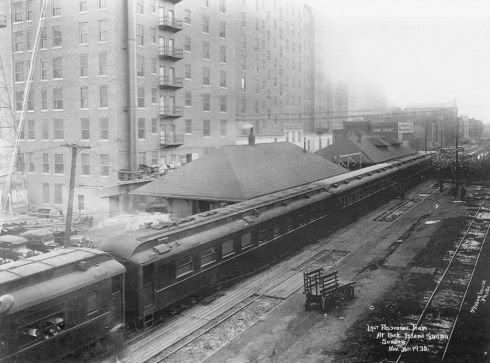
[0,235,36,260]
[30,207,64,219]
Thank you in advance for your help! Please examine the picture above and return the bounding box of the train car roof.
[0,249,125,315]
[0,235,28,245]
[0,248,123,292]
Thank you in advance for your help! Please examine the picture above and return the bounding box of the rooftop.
[132,142,348,201]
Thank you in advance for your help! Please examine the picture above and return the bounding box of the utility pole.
[455,117,459,195]
[64,143,91,247]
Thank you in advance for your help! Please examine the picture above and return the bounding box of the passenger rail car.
[102,153,432,329]
[0,248,125,362]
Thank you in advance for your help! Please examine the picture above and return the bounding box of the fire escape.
[159,3,184,149]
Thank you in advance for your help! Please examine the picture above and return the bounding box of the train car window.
[273,224,281,238]
[18,323,41,347]
[156,262,176,289]
[176,255,193,277]
[222,238,235,257]
[86,291,98,315]
[0,334,6,355]
[201,247,216,267]
[258,227,272,244]
[112,275,122,293]
[240,232,252,249]
[18,311,65,346]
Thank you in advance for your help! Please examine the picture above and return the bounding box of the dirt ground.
[206,186,484,363]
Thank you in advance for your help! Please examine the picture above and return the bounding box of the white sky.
[307,0,490,121]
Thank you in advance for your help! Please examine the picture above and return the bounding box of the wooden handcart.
[303,268,355,312]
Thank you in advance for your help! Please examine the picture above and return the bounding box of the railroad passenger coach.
[102,153,432,329]
[0,248,125,362]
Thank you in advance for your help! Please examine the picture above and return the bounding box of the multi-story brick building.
[6,0,326,218]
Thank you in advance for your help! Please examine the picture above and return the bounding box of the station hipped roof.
[131,142,348,202]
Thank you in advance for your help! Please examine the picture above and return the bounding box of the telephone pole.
[455,117,459,195]
[64,143,91,247]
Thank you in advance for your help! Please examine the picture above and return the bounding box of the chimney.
[248,127,255,146]
[357,132,362,143]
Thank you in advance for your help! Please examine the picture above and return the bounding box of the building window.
[202,94,210,111]
[26,30,33,50]
[79,22,88,44]
[150,0,156,13]
[80,87,89,108]
[100,154,109,176]
[98,20,108,42]
[52,26,62,47]
[80,54,88,77]
[137,0,144,14]
[40,28,47,48]
[99,118,109,140]
[202,41,210,59]
[138,118,145,139]
[52,0,61,16]
[98,0,106,9]
[53,119,64,139]
[42,119,49,139]
[137,87,145,108]
[15,62,24,82]
[185,91,192,107]
[54,184,63,204]
[202,15,209,33]
[80,0,87,12]
[184,64,191,79]
[151,151,158,165]
[81,154,90,176]
[53,88,63,110]
[219,70,227,88]
[99,52,108,75]
[241,97,246,113]
[26,0,32,20]
[220,95,227,112]
[41,89,48,110]
[219,21,226,38]
[151,88,157,104]
[40,59,48,80]
[136,54,144,76]
[81,118,90,140]
[184,36,191,52]
[99,85,108,107]
[150,27,156,44]
[241,77,246,91]
[42,154,49,173]
[203,119,210,137]
[13,2,23,22]
[27,119,35,140]
[14,31,23,52]
[53,57,62,79]
[151,118,157,134]
[219,0,226,13]
[42,183,50,203]
[151,58,157,74]
[16,153,24,172]
[27,152,35,172]
[220,119,227,136]
[54,154,64,174]
[184,9,191,24]
[78,195,85,211]
[137,152,146,165]
[15,91,23,111]
[202,67,210,85]
[219,46,226,63]
[185,119,192,134]
[26,90,34,111]
[136,25,144,45]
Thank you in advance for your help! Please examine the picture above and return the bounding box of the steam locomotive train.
[0,152,431,361]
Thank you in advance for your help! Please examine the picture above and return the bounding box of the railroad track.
[395,190,490,362]
[115,181,439,363]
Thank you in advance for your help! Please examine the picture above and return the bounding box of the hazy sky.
[308,0,490,122]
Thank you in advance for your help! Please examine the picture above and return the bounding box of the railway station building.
[130,140,348,217]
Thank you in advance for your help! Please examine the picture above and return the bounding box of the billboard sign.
[398,122,414,133]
